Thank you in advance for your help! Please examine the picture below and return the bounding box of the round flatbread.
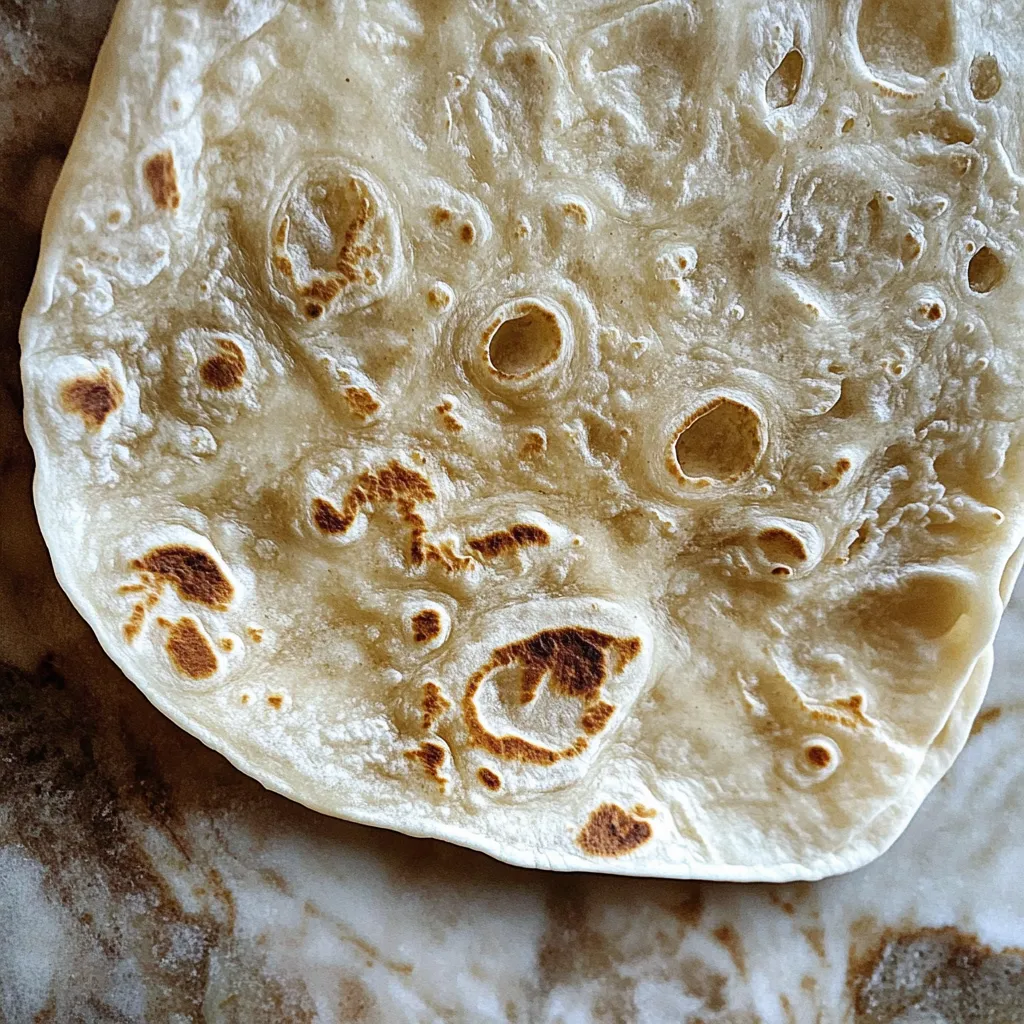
[21,0,1024,879]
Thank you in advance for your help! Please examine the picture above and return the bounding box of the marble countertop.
[1,3,1022,1021]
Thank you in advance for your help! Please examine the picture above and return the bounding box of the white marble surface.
[1,3,1023,1021]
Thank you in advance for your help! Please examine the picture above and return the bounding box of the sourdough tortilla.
[20,0,1024,880]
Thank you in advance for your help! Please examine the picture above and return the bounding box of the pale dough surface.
[20,0,1024,879]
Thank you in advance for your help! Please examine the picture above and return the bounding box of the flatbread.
[20,0,1024,880]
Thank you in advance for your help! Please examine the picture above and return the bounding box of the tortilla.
[20,0,1024,880]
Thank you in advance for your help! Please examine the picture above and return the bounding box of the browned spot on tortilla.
[631,804,656,818]
[273,179,380,318]
[811,693,874,730]
[427,287,451,310]
[247,626,263,643]
[60,370,123,429]
[780,993,798,1024]
[848,926,1024,1023]
[468,524,550,559]
[144,151,180,210]
[768,891,797,915]
[477,767,501,790]
[562,202,590,226]
[679,959,727,1011]
[165,618,218,680]
[670,887,705,927]
[123,602,146,643]
[460,222,475,243]
[806,744,832,768]
[241,693,250,704]
[267,695,283,709]
[580,700,615,736]
[576,803,652,857]
[132,546,234,610]
[200,339,246,391]
[802,925,826,960]
[432,207,453,225]
[713,923,747,977]
[970,706,1002,737]
[462,628,642,765]
[412,609,442,644]
[519,429,547,458]
[343,386,380,420]
[310,460,473,572]
[420,681,450,730]
[435,400,463,432]
[302,277,343,304]
[405,741,447,790]
[217,637,234,652]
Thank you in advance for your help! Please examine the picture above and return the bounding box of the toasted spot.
[970,706,1002,737]
[714,924,747,977]
[576,803,652,857]
[810,693,874,730]
[802,926,827,961]
[485,305,562,379]
[60,370,123,429]
[218,637,234,652]
[519,429,547,459]
[477,767,501,791]
[421,681,451,729]
[199,338,246,391]
[460,222,475,244]
[806,744,832,768]
[405,741,447,790]
[632,804,657,819]
[766,48,803,109]
[580,700,616,736]
[435,400,463,432]
[758,528,808,563]
[432,207,453,225]
[311,460,473,572]
[247,626,263,643]
[312,497,348,534]
[427,286,452,310]
[132,546,234,610]
[166,617,218,680]
[562,202,590,226]
[968,246,1005,293]
[848,926,1024,1023]
[241,693,250,704]
[273,172,387,317]
[123,603,146,643]
[970,54,1001,100]
[462,627,642,765]
[412,610,443,645]
[672,397,763,484]
[267,694,283,709]
[467,524,550,559]
[343,386,381,420]
[143,151,180,211]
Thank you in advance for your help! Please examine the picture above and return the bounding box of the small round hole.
[673,397,763,483]
[968,246,1005,294]
[487,306,563,378]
